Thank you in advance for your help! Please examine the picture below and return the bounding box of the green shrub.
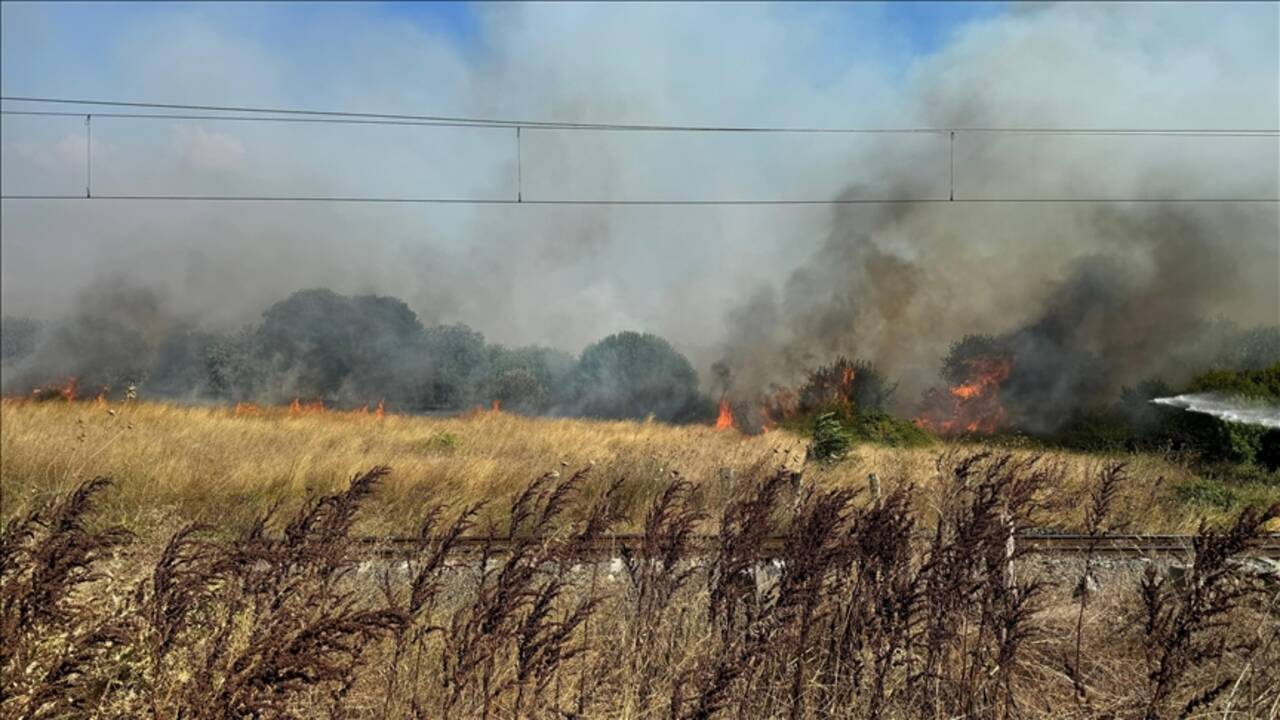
[809,412,851,463]
[416,431,460,453]
[1173,478,1236,510]
[1173,472,1280,519]
[1186,363,1280,401]
[1165,411,1267,466]
[1052,408,1138,452]
[1228,459,1280,486]
[847,410,934,447]
[1257,430,1280,472]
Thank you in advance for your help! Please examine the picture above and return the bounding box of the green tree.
[570,331,708,422]
[420,323,490,408]
[256,289,425,401]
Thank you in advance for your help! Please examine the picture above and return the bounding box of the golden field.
[4,397,1280,719]
[4,397,1274,536]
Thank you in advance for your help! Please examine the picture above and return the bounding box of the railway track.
[355,533,1280,559]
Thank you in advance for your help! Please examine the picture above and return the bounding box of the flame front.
[715,399,735,430]
[289,398,326,415]
[915,356,1013,434]
[234,398,388,419]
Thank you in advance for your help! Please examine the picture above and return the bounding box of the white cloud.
[172,124,246,171]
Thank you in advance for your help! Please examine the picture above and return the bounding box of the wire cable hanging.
[2,95,1277,205]
[4,95,1278,136]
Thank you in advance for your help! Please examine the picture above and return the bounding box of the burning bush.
[921,328,1280,442]
[796,356,895,418]
[746,357,931,447]
[6,284,165,393]
[916,338,1015,434]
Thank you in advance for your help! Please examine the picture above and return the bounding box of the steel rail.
[352,533,1280,559]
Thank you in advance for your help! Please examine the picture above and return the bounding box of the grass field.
[4,398,1280,719]
[4,397,1277,536]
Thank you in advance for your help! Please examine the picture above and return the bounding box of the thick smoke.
[712,3,1279,428]
[1,3,1277,427]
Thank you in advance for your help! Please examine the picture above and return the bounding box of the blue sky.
[376,1,1006,56]
[1,1,1008,104]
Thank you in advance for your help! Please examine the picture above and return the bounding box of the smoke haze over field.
[2,2,1277,423]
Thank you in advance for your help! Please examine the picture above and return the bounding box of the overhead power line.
[3,95,1277,205]
[3,95,1278,136]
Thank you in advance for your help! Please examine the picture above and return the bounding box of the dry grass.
[0,398,1271,536]
[2,455,1277,720]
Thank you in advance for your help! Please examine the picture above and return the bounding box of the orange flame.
[289,398,326,416]
[492,399,501,413]
[60,377,79,402]
[915,356,1013,434]
[715,399,736,430]
[232,398,387,419]
[94,387,108,408]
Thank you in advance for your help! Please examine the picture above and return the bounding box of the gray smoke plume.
[1153,394,1280,429]
[1,3,1277,425]
[717,199,1279,430]
[712,3,1279,427]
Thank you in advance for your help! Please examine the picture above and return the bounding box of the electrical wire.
[4,95,1278,136]
[3,96,1276,205]
[2,195,1276,204]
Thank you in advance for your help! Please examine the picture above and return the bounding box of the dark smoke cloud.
[712,1,1278,423]
[1,3,1277,428]
[718,200,1279,431]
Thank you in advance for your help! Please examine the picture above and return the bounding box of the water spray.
[1151,393,1280,429]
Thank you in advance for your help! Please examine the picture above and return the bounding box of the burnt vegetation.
[2,452,1277,719]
